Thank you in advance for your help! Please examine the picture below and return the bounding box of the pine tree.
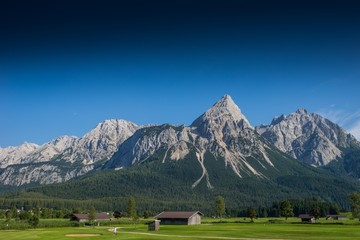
[215,195,225,219]
[310,206,321,219]
[247,207,256,222]
[88,207,96,226]
[127,196,137,221]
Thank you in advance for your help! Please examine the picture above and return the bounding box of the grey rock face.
[0,142,40,168]
[62,119,139,164]
[0,119,138,185]
[0,142,39,168]
[0,136,79,168]
[107,95,275,189]
[3,95,359,186]
[191,95,273,176]
[21,136,79,164]
[0,164,95,186]
[256,109,360,166]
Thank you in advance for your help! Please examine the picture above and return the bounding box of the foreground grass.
[1,221,360,240]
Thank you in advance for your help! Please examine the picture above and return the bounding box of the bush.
[28,215,39,228]
[0,221,29,230]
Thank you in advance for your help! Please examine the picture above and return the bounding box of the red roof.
[155,211,203,219]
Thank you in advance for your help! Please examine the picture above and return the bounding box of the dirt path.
[123,231,288,240]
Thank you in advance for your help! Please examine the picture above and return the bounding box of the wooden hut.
[298,214,316,223]
[148,220,161,231]
[154,211,203,225]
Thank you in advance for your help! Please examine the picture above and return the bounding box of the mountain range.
[0,119,138,185]
[1,95,359,210]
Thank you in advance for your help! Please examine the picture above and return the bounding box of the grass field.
[1,219,360,240]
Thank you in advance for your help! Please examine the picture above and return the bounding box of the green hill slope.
[16,145,358,213]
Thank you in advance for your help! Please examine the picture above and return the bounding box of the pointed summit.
[191,94,253,139]
[193,94,251,127]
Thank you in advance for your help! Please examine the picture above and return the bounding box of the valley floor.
[1,219,360,240]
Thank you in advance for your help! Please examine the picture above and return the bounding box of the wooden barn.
[70,212,110,222]
[298,214,316,223]
[154,211,203,225]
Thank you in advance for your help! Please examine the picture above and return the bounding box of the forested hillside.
[1,147,355,214]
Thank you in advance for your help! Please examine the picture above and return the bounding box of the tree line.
[2,193,360,222]
[215,193,360,221]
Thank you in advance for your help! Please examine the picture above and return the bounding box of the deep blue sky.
[1,0,360,147]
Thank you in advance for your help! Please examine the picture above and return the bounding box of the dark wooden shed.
[148,220,161,231]
[298,214,316,223]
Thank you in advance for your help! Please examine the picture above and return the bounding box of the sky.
[1,0,360,147]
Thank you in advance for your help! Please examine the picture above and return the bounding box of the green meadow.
[1,218,360,240]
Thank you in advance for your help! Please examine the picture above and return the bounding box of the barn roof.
[155,211,203,219]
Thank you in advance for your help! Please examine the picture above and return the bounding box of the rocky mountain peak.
[63,119,139,165]
[270,114,286,125]
[3,96,359,187]
[48,136,79,150]
[21,142,40,148]
[295,108,308,115]
[0,142,40,168]
[80,119,138,143]
[191,94,252,130]
[107,95,274,186]
[256,109,360,166]
[16,135,80,165]
[206,94,250,124]
[0,119,140,185]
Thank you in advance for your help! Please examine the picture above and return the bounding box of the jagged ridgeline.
[0,120,139,185]
[1,95,360,211]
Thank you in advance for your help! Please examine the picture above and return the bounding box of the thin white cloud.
[318,108,344,124]
[318,107,360,140]
[349,120,360,140]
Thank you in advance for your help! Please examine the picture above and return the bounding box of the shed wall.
[158,218,188,225]
[188,214,201,225]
